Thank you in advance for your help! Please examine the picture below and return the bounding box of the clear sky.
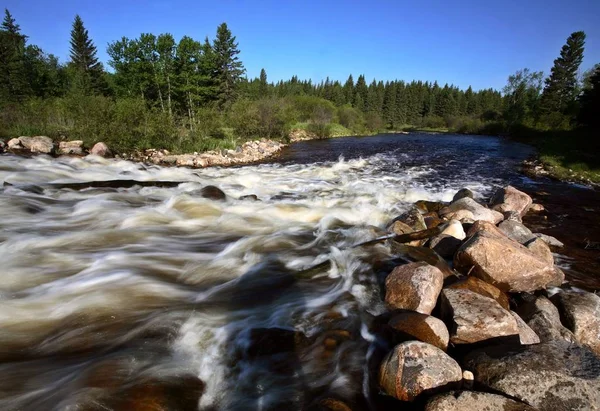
[3,0,600,91]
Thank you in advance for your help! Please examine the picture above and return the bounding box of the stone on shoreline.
[440,197,504,224]
[388,311,450,351]
[7,138,22,150]
[384,262,444,315]
[452,188,474,203]
[551,290,600,356]
[379,341,462,401]
[514,295,576,344]
[19,136,54,154]
[58,140,84,155]
[447,276,510,310]
[497,220,535,244]
[91,142,111,157]
[490,185,533,216]
[426,391,538,411]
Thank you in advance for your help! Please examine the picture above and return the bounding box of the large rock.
[510,311,540,345]
[58,140,84,155]
[440,288,519,345]
[199,185,226,201]
[428,234,462,260]
[440,197,504,224]
[464,341,600,411]
[384,262,444,315]
[19,136,54,154]
[379,341,462,401]
[388,311,450,351]
[454,230,561,292]
[7,138,22,150]
[439,220,465,240]
[551,291,600,356]
[426,391,537,411]
[534,233,564,248]
[490,185,532,216]
[525,237,554,266]
[447,276,510,310]
[90,142,110,157]
[452,188,474,202]
[497,220,535,244]
[392,207,427,231]
[514,295,576,344]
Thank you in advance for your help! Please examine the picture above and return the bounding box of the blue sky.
[4,0,600,91]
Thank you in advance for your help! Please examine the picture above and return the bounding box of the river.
[0,133,598,410]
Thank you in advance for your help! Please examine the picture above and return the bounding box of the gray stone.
[551,291,600,356]
[426,391,538,411]
[7,138,22,150]
[534,233,564,248]
[440,197,504,224]
[452,188,474,203]
[58,140,84,155]
[515,295,576,344]
[498,220,536,244]
[90,142,110,157]
[510,310,540,345]
[19,136,54,154]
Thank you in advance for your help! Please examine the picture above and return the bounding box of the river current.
[0,133,598,410]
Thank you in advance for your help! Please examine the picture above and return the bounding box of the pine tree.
[212,22,245,107]
[259,68,268,97]
[539,31,586,125]
[0,9,30,99]
[68,15,105,94]
[354,75,368,111]
[578,64,600,131]
[343,74,354,105]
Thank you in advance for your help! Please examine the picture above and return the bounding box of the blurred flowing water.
[0,133,597,410]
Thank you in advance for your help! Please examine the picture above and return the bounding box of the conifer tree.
[0,9,29,99]
[68,15,105,94]
[354,75,368,111]
[212,22,245,107]
[578,64,600,131]
[259,68,268,97]
[343,74,354,105]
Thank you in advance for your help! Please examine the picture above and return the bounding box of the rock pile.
[377,185,600,410]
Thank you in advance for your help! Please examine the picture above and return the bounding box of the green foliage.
[213,23,245,107]
[578,64,600,131]
[502,68,544,128]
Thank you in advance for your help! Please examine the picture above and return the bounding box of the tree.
[68,14,105,94]
[0,9,29,99]
[503,68,544,127]
[354,75,368,111]
[212,22,245,107]
[578,64,600,130]
[343,74,354,105]
[539,31,586,126]
[258,68,268,97]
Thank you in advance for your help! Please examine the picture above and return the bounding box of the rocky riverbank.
[1,135,286,167]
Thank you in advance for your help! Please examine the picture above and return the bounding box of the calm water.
[0,133,597,410]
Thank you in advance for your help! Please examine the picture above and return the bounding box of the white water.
[0,152,501,410]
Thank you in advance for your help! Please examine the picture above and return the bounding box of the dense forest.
[0,9,599,156]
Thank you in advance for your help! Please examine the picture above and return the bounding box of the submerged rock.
[384,262,444,315]
[440,197,504,224]
[426,391,538,411]
[440,288,519,345]
[379,341,462,401]
[464,341,600,411]
[452,188,474,203]
[19,136,54,154]
[199,185,226,201]
[551,290,600,356]
[388,311,450,351]
[490,185,532,216]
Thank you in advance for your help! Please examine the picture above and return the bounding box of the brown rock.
[525,237,554,265]
[551,291,600,356]
[440,288,519,345]
[447,276,510,311]
[529,203,545,212]
[454,230,561,292]
[385,262,444,315]
[388,220,413,235]
[199,185,226,201]
[465,220,506,238]
[392,207,427,231]
[379,341,462,401]
[415,200,446,213]
[490,185,532,216]
[424,214,445,229]
[426,391,538,411]
[389,311,450,351]
[440,197,504,224]
[90,142,111,157]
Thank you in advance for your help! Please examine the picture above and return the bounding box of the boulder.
[502,210,523,222]
[529,203,545,212]
[440,289,519,345]
[454,230,561,292]
[464,341,600,411]
[429,234,462,260]
[510,311,540,345]
[490,185,532,216]
[90,142,110,157]
[388,220,413,235]
[440,198,504,224]
[514,295,576,344]
[415,200,446,213]
[551,291,600,356]
[58,140,84,155]
[439,220,465,240]
[447,276,510,310]
[175,155,195,167]
[19,136,54,154]
[497,220,535,244]
[379,341,462,401]
[534,233,564,248]
[388,311,450,351]
[392,207,427,231]
[7,138,22,150]
[465,220,506,238]
[426,391,538,411]
[199,185,226,201]
[525,237,554,265]
[424,213,445,229]
[452,188,474,203]
[384,262,444,315]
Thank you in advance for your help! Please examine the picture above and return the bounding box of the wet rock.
[388,220,413,235]
[239,194,259,201]
[454,230,561,292]
[313,397,353,411]
[388,311,450,351]
[510,310,541,345]
[424,213,445,229]
[465,220,506,238]
[58,140,84,155]
[379,341,462,401]
[415,200,446,213]
[524,237,554,265]
[384,262,444,315]
[529,203,545,212]
[429,234,461,259]
[534,233,564,248]
[514,295,576,344]
[19,136,54,154]
[426,391,538,411]
[199,185,226,201]
[551,291,600,356]
[440,197,504,224]
[452,188,474,202]
[91,142,111,157]
[245,327,308,358]
[393,207,427,231]
[490,185,532,216]
[464,341,600,411]
[7,138,22,150]
[439,219,465,240]
[447,276,510,310]
[497,220,535,244]
[440,288,519,345]
[502,210,523,222]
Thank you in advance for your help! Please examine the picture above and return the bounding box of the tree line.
[0,9,599,154]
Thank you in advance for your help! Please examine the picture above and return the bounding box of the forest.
[0,9,599,160]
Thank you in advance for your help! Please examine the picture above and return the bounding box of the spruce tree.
[68,15,105,94]
[578,64,600,131]
[354,75,368,111]
[0,9,30,99]
[343,74,354,105]
[212,22,245,107]
[259,68,268,97]
[539,31,586,125]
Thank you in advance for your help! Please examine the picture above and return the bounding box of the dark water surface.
[0,132,598,410]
